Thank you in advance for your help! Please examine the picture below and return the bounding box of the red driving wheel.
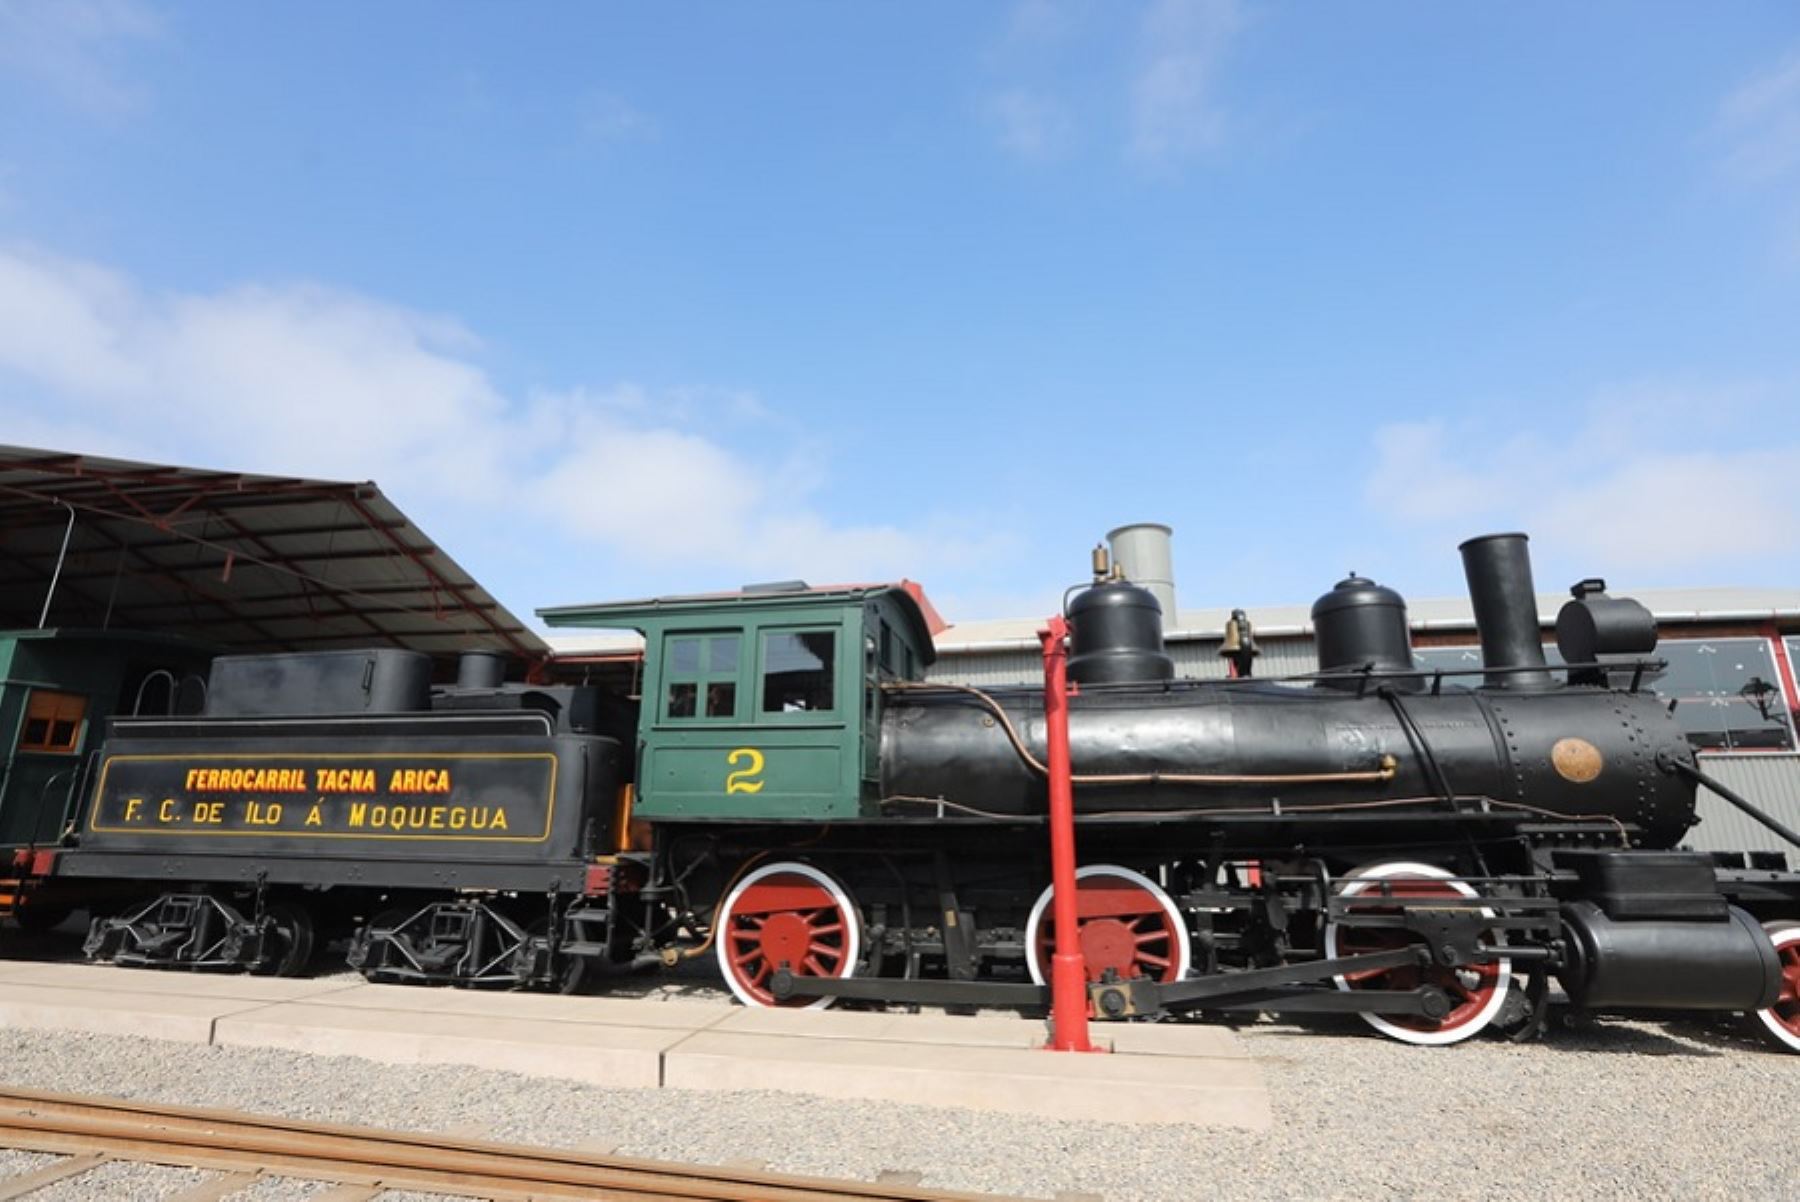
[1324,862,1512,1046]
[1024,864,1191,987]
[1752,921,1800,1053]
[715,861,860,1009]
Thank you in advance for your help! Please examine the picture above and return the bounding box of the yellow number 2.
[725,747,765,794]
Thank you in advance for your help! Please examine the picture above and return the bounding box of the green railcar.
[0,630,211,922]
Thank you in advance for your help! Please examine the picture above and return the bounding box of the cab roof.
[540,580,941,666]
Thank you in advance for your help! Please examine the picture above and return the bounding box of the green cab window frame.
[659,631,742,722]
[758,627,839,717]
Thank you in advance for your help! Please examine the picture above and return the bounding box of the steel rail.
[0,1088,1019,1202]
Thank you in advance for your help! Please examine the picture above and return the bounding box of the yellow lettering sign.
[185,767,310,792]
[344,802,506,832]
[386,768,452,794]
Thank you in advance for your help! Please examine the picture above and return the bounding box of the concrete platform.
[0,982,261,1043]
[214,1001,688,1086]
[0,962,1270,1129]
[2,961,361,1000]
[662,1029,1268,1127]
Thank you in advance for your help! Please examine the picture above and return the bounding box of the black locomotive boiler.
[10,531,1800,1052]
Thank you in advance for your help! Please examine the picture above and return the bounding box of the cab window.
[662,633,740,720]
[761,630,836,714]
[19,690,87,753]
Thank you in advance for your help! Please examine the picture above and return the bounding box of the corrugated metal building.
[1685,753,1800,855]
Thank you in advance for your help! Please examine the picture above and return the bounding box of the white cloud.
[0,243,1017,602]
[986,87,1073,162]
[1719,48,1800,184]
[1364,387,1800,581]
[1715,46,1800,263]
[1126,0,1242,169]
[579,91,657,144]
[1002,0,1083,46]
[982,0,1244,171]
[0,0,163,116]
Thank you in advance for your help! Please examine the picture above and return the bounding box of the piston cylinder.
[1557,900,1782,1010]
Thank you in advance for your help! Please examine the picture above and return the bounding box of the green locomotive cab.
[541,583,935,822]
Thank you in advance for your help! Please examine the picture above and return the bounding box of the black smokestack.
[1458,533,1553,691]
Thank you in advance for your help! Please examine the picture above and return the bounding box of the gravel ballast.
[0,1012,1794,1201]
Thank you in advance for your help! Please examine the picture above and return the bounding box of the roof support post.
[37,500,76,629]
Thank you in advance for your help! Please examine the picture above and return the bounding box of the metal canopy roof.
[0,445,546,661]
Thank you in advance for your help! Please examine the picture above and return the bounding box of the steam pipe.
[1458,533,1553,691]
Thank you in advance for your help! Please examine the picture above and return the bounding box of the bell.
[1221,608,1259,679]
[1220,609,1258,658]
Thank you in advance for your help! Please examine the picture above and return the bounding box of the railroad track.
[0,1087,1027,1202]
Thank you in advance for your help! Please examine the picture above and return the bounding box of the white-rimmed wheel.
[1751,921,1800,1053]
[715,861,860,1009]
[1323,861,1513,1047]
[1023,864,1192,988]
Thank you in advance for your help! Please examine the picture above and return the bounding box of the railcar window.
[1653,638,1796,751]
[705,682,737,717]
[1414,639,1797,751]
[19,690,87,753]
[762,630,836,714]
[662,632,741,721]
[708,636,739,673]
[1411,645,1568,676]
[1787,638,1800,723]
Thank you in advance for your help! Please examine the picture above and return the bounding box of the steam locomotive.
[5,532,1798,1052]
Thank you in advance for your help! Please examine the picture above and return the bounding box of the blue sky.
[1,2,1797,628]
